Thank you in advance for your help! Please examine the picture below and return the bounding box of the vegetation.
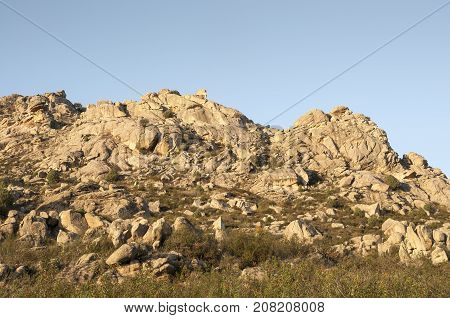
[221,231,312,269]
[423,203,437,214]
[1,252,448,298]
[326,197,345,209]
[104,168,120,183]
[384,175,401,191]
[46,169,60,186]
[0,181,14,216]
[163,229,221,268]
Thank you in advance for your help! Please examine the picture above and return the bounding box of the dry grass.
[1,254,448,298]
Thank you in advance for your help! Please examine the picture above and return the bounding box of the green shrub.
[353,208,365,218]
[423,203,437,214]
[2,254,449,297]
[326,197,345,209]
[104,168,120,182]
[367,215,381,228]
[0,181,13,216]
[46,169,60,186]
[384,175,401,191]
[222,231,308,269]
[163,229,221,267]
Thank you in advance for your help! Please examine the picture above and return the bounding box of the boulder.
[57,230,78,245]
[352,203,381,218]
[172,217,195,233]
[431,247,448,265]
[84,213,104,229]
[106,243,140,265]
[283,220,322,243]
[59,210,88,235]
[143,218,172,248]
[381,218,406,236]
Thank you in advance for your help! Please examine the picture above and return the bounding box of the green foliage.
[0,181,14,216]
[1,254,449,298]
[384,175,401,191]
[326,197,345,209]
[423,203,437,214]
[46,169,60,186]
[104,168,120,183]
[163,229,221,267]
[367,215,381,228]
[353,208,365,218]
[222,231,309,269]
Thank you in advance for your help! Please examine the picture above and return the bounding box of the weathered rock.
[57,230,79,245]
[431,247,448,265]
[283,220,322,243]
[18,211,48,245]
[143,218,172,248]
[172,217,195,233]
[59,210,88,235]
[352,203,381,218]
[84,213,104,229]
[106,243,141,265]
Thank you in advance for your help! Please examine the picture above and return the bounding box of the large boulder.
[352,203,381,218]
[143,218,172,248]
[431,247,448,265]
[106,243,142,265]
[283,220,322,243]
[18,211,48,245]
[59,210,88,235]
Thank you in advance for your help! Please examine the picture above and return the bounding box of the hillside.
[0,89,449,297]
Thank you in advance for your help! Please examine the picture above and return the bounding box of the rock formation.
[0,89,448,286]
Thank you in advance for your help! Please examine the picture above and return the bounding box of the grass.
[1,255,448,298]
[222,230,311,269]
[163,229,221,268]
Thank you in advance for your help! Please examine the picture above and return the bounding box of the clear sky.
[1,0,449,175]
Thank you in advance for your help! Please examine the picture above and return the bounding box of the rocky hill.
[0,89,449,293]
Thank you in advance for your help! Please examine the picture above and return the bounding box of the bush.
[163,229,221,267]
[46,169,60,186]
[326,197,345,209]
[222,231,308,269]
[104,168,120,182]
[353,208,365,218]
[367,216,381,228]
[384,175,401,191]
[423,203,437,214]
[0,181,13,216]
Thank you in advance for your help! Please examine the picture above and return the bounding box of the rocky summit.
[0,89,449,296]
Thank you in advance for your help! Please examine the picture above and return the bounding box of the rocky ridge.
[0,89,449,285]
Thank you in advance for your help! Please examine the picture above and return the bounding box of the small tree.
[104,168,120,183]
[384,175,401,191]
[46,169,61,186]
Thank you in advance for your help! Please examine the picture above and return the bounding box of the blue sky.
[1,0,449,175]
